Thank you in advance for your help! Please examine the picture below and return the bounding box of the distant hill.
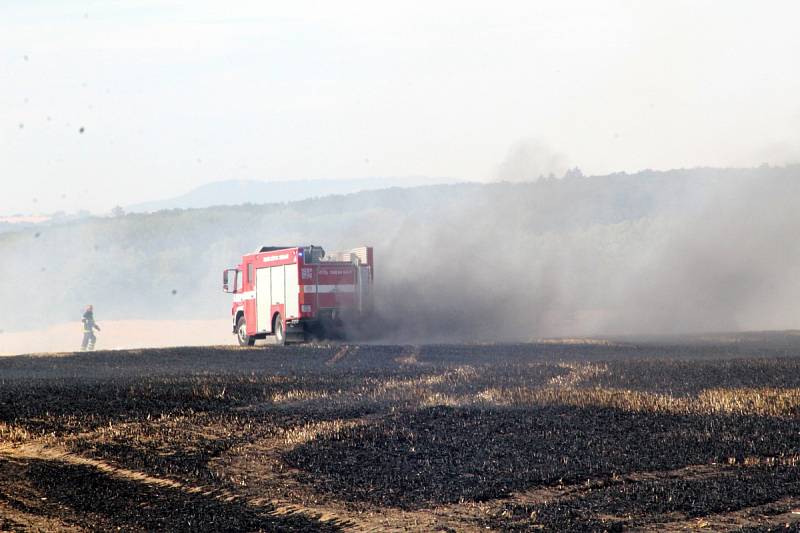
[126,177,460,213]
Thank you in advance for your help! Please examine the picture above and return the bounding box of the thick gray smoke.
[606,173,800,335]
[1,165,799,344]
[371,166,800,341]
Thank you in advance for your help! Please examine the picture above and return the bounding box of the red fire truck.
[223,245,374,345]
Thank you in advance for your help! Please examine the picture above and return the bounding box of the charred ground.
[2,336,800,531]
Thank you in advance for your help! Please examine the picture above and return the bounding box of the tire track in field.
[647,495,800,532]
[213,413,388,529]
[0,441,353,529]
[6,439,784,533]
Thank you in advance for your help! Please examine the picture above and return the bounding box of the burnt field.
[2,336,800,531]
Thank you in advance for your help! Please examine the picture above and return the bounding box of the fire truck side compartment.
[285,264,300,318]
[256,267,272,333]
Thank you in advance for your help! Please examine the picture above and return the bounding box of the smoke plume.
[496,138,567,182]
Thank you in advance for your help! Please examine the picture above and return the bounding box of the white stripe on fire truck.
[302,284,356,294]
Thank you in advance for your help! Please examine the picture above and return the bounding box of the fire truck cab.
[222,245,373,345]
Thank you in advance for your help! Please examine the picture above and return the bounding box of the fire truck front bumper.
[285,316,341,340]
[285,319,306,335]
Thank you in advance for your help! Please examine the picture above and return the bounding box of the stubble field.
[2,334,800,531]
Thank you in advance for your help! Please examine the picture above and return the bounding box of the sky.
[2,1,799,215]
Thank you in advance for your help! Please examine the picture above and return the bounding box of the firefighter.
[81,305,101,351]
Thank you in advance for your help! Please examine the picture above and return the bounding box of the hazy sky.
[2,1,799,215]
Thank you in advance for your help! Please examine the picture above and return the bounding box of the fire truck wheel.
[273,314,286,345]
[237,316,255,347]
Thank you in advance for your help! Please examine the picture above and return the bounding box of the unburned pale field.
[2,336,800,531]
[0,319,234,356]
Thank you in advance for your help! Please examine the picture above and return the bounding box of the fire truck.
[222,245,374,345]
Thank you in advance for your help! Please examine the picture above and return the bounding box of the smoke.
[748,112,800,168]
[604,172,800,335]
[371,166,800,341]
[495,138,567,182]
[1,165,800,345]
